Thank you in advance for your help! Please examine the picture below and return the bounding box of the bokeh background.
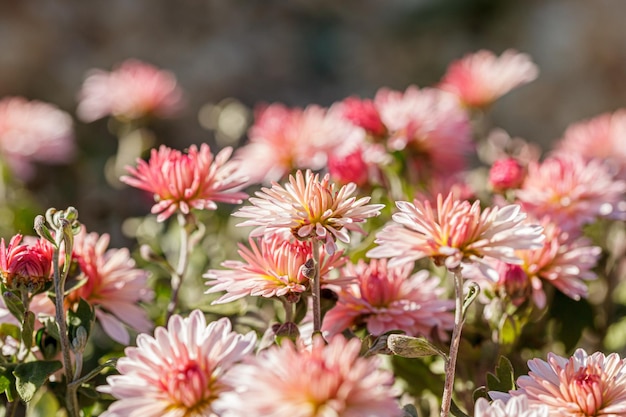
[2,0,626,244]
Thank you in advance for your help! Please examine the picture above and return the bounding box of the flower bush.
[0,50,625,417]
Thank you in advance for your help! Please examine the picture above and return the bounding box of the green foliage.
[13,360,62,402]
[387,334,445,358]
[485,356,515,394]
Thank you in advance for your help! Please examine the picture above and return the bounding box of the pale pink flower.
[121,144,248,222]
[556,110,626,179]
[374,86,473,176]
[32,227,153,344]
[516,154,626,234]
[439,49,539,109]
[367,192,544,278]
[234,169,384,255]
[77,59,184,122]
[507,349,626,417]
[0,96,75,179]
[322,259,453,338]
[0,234,53,293]
[98,311,256,417]
[205,234,346,304]
[475,395,549,417]
[235,103,362,184]
[220,335,402,417]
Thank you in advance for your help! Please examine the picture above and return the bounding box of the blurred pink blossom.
[337,96,387,138]
[77,58,184,122]
[220,335,402,417]
[234,169,384,255]
[322,259,453,339]
[98,311,256,417]
[0,96,75,180]
[439,49,538,109]
[121,144,248,222]
[489,157,526,192]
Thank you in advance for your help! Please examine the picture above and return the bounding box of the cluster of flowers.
[0,49,625,417]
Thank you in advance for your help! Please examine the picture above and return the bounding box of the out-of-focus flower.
[0,97,75,180]
[505,349,626,416]
[205,234,346,304]
[32,227,153,344]
[490,157,526,192]
[327,142,388,188]
[475,395,549,417]
[0,234,53,293]
[121,144,248,222]
[556,110,626,179]
[479,128,542,166]
[98,311,256,417]
[77,59,184,122]
[375,86,473,177]
[439,49,539,109]
[234,170,384,255]
[220,335,402,417]
[367,192,544,278]
[516,154,626,234]
[235,103,362,184]
[337,96,387,138]
[322,259,453,338]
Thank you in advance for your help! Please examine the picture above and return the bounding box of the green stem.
[441,267,465,417]
[311,239,322,335]
[166,213,191,322]
[5,398,19,417]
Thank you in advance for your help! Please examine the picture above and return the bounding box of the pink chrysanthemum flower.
[32,227,153,344]
[367,192,544,278]
[489,157,526,192]
[235,103,362,184]
[374,86,473,177]
[98,311,256,417]
[556,110,626,179]
[205,234,346,304]
[121,144,248,222]
[0,234,53,292]
[322,259,453,338]
[0,96,75,180]
[439,49,539,109]
[337,96,387,138]
[77,58,184,122]
[220,335,402,417]
[475,395,549,417]
[506,349,626,417]
[516,154,626,234]
[234,169,384,255]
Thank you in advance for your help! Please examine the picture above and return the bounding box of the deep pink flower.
[506,349,626,416]
[367,192,544,277]
[322,259,453,338]
[0,234,53,292]
[220,335,402,417]
[234,169,384,254]
[0,96,75,179]
[205,234,346,304]
[516,154,626,234]
[374,86,473,176]
[439,49,538,108]
[327,146,370,187]
[490,157,526,192]
[98,311,256,417]
[475,395,549,417]
[339,96,387,137]
[77,59,184,122]
[121,144,248,222]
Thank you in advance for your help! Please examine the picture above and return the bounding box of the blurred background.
[1,0,626,243]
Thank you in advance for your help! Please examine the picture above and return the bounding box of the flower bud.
[489,157,525,192]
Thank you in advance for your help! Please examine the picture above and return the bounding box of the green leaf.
[498,314,521,346]
[0,364,18,401]
[2,290,25,322]
[22,311,36,350]
[0,323,21,340]
[450,399,470,417]
[486,356,515,393]
[402,404,419,417]
[387,334,445,358]
[67,298,95,344]
[14,361,62,402]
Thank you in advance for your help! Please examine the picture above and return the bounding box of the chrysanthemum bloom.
[32,227,153,344]
[220,335,402,417]
[475,395,549,417]
[367,192,544,278]
[98,311,256,417]
[337,96,387,138]
[121,144,248,222]
[235,103,362,184]
[322,259,453,338]
[327,142,388,188]
[205,234,346,304]
[506,349,626,416]
[516,154,626,234]
[0,234,53,293]
[0,96,75,180]
[556,110,626,179]
[234,169,384,255]
[439,49,539,109]
[374,86,473,177]
[489,157,526,192]
[76,58,184,122]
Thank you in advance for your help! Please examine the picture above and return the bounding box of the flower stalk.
[311,239,322,335]
[166,213,192,321]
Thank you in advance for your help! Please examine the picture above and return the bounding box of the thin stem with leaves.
[310,239,322,335]
[166,213,193,322]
